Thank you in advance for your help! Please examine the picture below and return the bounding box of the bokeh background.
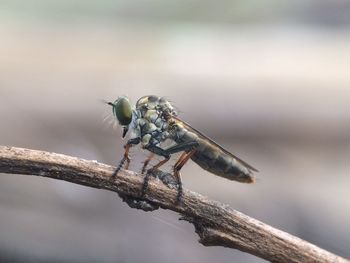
[0,1,349,262]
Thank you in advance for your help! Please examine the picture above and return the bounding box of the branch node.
[118,193,159,212]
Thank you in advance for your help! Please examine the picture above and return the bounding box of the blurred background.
[0,1,349,262]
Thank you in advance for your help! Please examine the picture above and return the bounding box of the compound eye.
[112,97,132,126]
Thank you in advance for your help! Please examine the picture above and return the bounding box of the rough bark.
[0,146,348,263]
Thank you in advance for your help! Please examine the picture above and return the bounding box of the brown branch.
[0,146,348,263]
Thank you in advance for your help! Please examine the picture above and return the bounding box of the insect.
[107,95,258,203]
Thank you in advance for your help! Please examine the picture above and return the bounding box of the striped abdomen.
[174,124,255,183]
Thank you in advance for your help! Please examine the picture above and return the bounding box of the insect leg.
[141,141,198,196]
[140,145,170,196]
[173,148,197,204]
[113,137,141,177]
[145,141,199,173]
[141,153,155,174]
[165,141,199,154]
[174,151,188,166]
[124,145,132,170]
[142,155,171,196]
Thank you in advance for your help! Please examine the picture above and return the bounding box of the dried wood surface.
[0,146,348,263]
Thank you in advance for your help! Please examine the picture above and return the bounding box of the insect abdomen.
[191,139,254,183]
[175,127,255,183]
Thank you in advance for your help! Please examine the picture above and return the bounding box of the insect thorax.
[129,96,177,147]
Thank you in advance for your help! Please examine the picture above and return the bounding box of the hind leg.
[173,148,197,204]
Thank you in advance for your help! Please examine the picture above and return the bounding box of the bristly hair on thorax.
[127,95,178,147]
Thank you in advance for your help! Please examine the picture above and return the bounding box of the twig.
[0,146,348,263]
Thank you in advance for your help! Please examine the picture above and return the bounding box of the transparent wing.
[172,116,259,172]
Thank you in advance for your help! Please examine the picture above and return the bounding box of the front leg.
[113,137,160,211]
[112,137,140,177]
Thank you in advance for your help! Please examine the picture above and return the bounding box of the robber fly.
[107,95,258,203]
